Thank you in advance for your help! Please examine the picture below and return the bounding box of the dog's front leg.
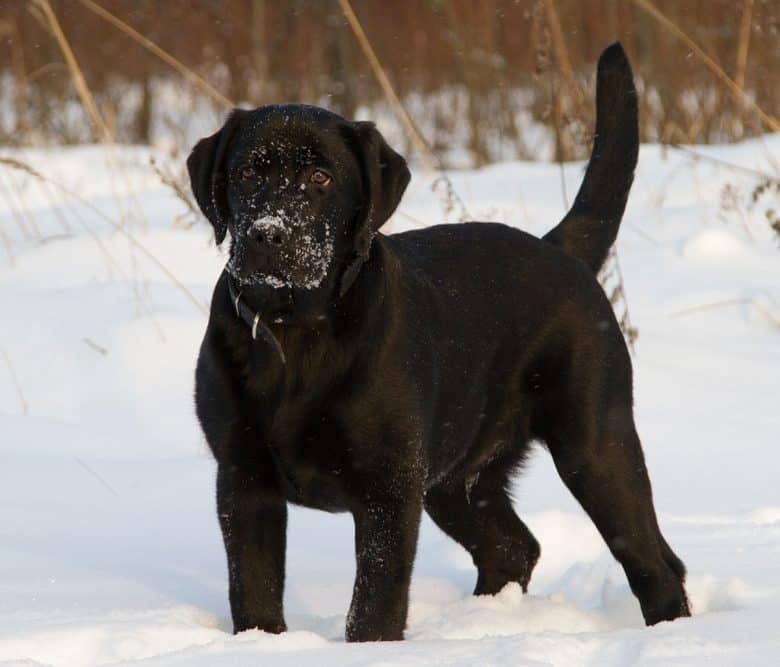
[217,463,287,634]
[346,474,423,642]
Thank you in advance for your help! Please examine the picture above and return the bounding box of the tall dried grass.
[2,1,777,160]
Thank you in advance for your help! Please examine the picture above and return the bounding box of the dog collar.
[227,277,287,365]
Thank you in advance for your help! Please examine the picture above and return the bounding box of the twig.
[37,233,73,245]
[0,170,33,240]
[83,337,108,355]
[670,298,751,318]
[75,0,234,110]
[667,142,774,180]
[149,156,199,218]
[534,8,570,209]
[734,0,754,92]
[631,0,780,133]
[337,0,470,222]
[36,170,73,235]
[431,175,470,223]
[2,169,41,239]
[0,157,175,341]
[670,297,779,328]
[337,0,435,173]
[625,222,661,247]
[543,0,588,121]
[0,156,207,316]
[557,157,569,210]
[61,183,207,315]
[1,156,123,278]
[753,302,780,328]
[1,346,28,415]
[36,0,168,336]
[34,0,111,142]
[34,0,150,233]
[395,208,429,229]
[0,215,13,261]
[610,249,638,353]
[74,457,119,496]
[40,183,73,235]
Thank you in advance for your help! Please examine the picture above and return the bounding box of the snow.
[1,134,779,666]
[229,207,334,290]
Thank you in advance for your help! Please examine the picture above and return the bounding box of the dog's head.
[188,104,410,324]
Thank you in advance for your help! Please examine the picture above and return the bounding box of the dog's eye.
[239,166,256,181]
[310,170,332,187]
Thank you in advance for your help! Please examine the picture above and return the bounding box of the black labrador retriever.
[188,43,690,641]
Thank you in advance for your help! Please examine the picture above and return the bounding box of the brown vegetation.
[1,1,778,165]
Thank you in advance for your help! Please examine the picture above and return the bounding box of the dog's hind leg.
[542,340,691,625]
[425,449,540,595]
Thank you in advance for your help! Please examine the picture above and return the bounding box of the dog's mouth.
[226,238,333,290]
[269,301,295,324]
[224,225,337,327]
[253,284,296,325]
[226,213,335,293]
[229,267,292,291]
[225,262,292,313]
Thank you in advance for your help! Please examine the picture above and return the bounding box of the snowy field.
[1,135,778,666]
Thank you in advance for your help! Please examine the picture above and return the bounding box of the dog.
[188,43,690,642]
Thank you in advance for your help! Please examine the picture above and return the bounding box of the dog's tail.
[543,43,638,274]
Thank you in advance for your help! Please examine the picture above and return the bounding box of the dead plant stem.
[632,0,779,133]
[337,0,435,173]
[1,346,28,415]
[0,156,206,316]
[735,0,754,92]
[75,0,234,109]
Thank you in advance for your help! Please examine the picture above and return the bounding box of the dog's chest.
[264,404,353,513]
[265,443,351,512]
[271,449,350,512]
[226,330,357,512]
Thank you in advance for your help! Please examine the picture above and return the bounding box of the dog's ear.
[341,121,410,295]
[187,109,248,245]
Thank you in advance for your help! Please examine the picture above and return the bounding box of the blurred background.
[1,0,778,166]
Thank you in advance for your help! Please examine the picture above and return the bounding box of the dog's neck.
[222,239,396,368]
[227,276,287,364]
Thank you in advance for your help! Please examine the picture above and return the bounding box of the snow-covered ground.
[1,135,778,666]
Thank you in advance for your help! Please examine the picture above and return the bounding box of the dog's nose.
[248,223,289,247]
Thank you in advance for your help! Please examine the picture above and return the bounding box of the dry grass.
[0,155,207,317]
[338,0,436,173]
[33,0,151,234]
[0,346,28,414]
[631,0,779,134]
[543,0,587,122]
[76,0,234,110]
[6,1,776,160]
[32,0,111,142]
[670,297,779,329]
[600,249,639,352]
[149,154,199,225]
[734,0,755,92]
[339,0,475,234]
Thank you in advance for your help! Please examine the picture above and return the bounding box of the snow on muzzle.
[228,213,334,290]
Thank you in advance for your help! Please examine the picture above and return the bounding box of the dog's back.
[384,221,620,480]
[384,41,638,344]
[382,42,639,490]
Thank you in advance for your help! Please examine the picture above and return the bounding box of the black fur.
[188,43,690,642]
[544,43,640,273]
